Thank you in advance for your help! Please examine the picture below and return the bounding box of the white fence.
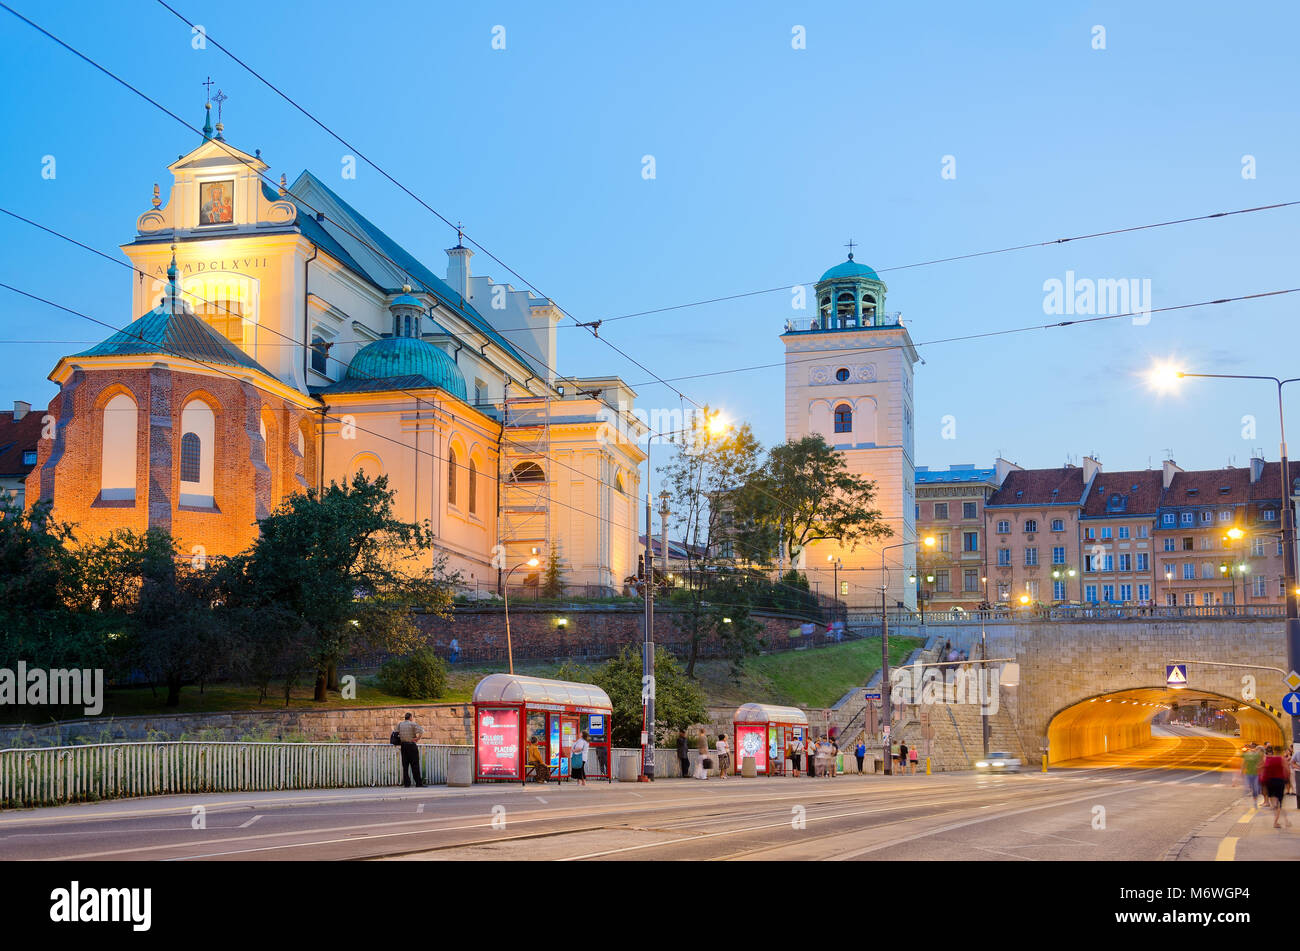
[0,741,468,809]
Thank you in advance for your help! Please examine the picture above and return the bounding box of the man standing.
[1240,742,1263,806]
[449,637,460,664]
[397,712,424,787]
[677,727,690,779]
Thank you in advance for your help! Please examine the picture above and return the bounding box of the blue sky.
[1,0,1297,487]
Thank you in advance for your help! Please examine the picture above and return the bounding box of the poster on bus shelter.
[476,707,521,778]
[735,723,767,773]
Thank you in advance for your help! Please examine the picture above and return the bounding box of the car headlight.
[976,761,988,768]
[993,762,1005,767]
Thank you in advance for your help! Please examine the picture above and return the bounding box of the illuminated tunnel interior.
[1047,687,1285,769]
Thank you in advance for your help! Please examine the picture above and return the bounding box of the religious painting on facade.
[199,180,234,225]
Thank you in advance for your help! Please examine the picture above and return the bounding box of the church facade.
[26,106,645,594]
[782,253,920,610]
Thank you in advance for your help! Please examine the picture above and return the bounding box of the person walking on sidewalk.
[716,733,731,778]
[396,712,424,787]
[909,744,919,775]
[677,728,690,779]
[1260,745,1293,828]
[696,726,710,780]
[1241,743,1263,807]
[855,738,866,774]
[788,736,802,777]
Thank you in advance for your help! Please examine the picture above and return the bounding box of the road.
[0,735,1260,861]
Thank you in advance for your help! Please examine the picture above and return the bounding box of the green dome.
[345,336,467,400]
[819,255,880,283]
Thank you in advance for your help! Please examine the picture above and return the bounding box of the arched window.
[510,462,544,483]
[861,293,877,321]
[349,452,384,481]
[179,398,216,507]
[447,448,458,505]
[468,460,478,515]
[100,392,137,501]
[836,291,856,324]
[834,403,853,434]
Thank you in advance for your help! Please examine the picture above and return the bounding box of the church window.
[194,294,244,346]
[511,462,545,483]
[835,368,850,382]
[468,460,478,515]
[178,399,216,508]
[861,293,877,320]
[100,392,137,501]
[833,404,852,433]
[311,336,329,375]
[448,448,458,505]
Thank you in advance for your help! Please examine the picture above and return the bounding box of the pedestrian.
[696,726,710,780]
[788,736,802,777]
[891,740,901,772]
[909,744,919,775]
[448,637,460,664]
[830,739,840,778]
[1260,744,1293,828]
[677,727,690,779]
[805,735,817,777]
[855,738,866,774]
[1240,743,1263,806]
[526,735,551,782]
[899,741,909,775]
[717,733,731,778]
[395,712,424,787]
[571,731,590,786]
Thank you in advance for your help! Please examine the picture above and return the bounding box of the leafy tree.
[574,645,706,748]
[736,434,893,567]
[541,541,566,599]
[701,578,767,679]
[223,473,458,702]
[377,648,448,699]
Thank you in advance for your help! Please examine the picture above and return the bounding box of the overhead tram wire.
[624,288,1300,387]
[0,206,638,519]
[0,279,642,538]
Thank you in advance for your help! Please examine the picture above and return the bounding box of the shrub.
[376,649,448,700]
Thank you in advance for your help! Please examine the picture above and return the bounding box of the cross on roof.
[845,238,857,259]
[201,77,215,102]
[213,88,228,124]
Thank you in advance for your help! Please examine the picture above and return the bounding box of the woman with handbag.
[570,732,590,786]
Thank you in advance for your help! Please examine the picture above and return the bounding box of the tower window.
[447,448,458,505]
[310,335,329,375]
[510,462,545,483]
[835,368,850,382]
[833,403,852,433]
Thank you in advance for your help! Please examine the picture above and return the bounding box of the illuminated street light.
[1146,360,1185,392]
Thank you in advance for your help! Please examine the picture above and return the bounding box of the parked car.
[974,751,1021,772]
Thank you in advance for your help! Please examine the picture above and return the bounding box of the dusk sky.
[2,0,1297,490]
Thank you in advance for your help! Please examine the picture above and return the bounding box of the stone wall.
[0,702,473,749]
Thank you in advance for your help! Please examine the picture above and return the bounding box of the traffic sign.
[1286,671,1300,692]
[1166,664,1188,688]
[1284,692,1300,715]
[863,691,881,701]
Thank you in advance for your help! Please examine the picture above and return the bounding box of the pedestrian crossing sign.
[1165,664,1188,687]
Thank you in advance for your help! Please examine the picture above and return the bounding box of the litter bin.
[614,749,641,782]
[741,755,757,777]
[447,748,472,787]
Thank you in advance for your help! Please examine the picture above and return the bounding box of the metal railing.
[783,313,905,333]
[847,603,1285,625]
[0,741,467,809]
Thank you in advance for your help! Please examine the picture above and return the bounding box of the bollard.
[925,757,931,775]
[1041,753,1048,773]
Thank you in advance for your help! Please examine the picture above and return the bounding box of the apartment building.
[915,464,1000,610]
[1079,469,1163,607]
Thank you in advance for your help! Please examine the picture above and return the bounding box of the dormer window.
[1187,487,1199,496]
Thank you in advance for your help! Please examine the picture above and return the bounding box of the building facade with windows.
[0,401,43,509]
[25,108,644,592]
[984,461,1088,606]
[1078,469,1163,607]
[915,464,1000,611]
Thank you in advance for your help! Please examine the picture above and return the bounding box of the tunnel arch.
[1046,686,1284,764]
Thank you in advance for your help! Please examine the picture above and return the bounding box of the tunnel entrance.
[1046,687,1284,769]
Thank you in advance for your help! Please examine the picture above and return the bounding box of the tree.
[736,434,893,567]
[541,541,566,599]
[660,412,765,675]
[224,473,458,702]
[565,645,706,749]
[701,578,767,679]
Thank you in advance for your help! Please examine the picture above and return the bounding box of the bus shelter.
[733,703,809,776]
[473,674,613,785]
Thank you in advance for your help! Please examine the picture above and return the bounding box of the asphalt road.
[0,732,1256,861]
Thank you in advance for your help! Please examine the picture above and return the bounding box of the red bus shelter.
[733,703,809,776]
[473,674,613,785]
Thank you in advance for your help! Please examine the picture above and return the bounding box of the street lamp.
[827,555,844,621]
[877,535,935,775]
[640,410,731,780]
[1155,367,1299,803]
[502,554,541,674]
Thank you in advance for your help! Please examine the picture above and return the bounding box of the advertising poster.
[476,707,520,778]
[735,723,767,773]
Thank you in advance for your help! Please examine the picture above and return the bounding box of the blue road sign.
[1166,664,1188,687]
[1283,692,1300,715]
[863,691,881,701]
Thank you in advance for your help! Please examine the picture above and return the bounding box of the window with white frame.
[1181,512,1194,526]
[996,520,1010,534]
[1118,526,1130,539]
[1136,553,1149,571]
[1052,518,1065,532]
[1263,508,1278,521]
[1024,519,1038,533]
[1162,513,1175,526]
[1166,592,1176,606]
[1119,584,1132,601]
[1183,563,1195,580]
[1201,563,1215,579]
[1200,511,1213,524]
[1025,547,1039,566]
[963,502,977,520]
[1203,592,1214,606]
[1085,585,1098,603]
[934,502,949,520]
[1052,546,1066,564]
[1118,553,1132,572]
[1085,527,1096,540]
[1103,554,1114,571]
[1163,538,1176,551]
[1219,510,1232,521]
[1251,537,1266,557]
[1183,593,1196,606]
[963,569,979,591]
[1053,580,1066,600]
[1138,584,1150,601]
[1253,575,1267,597]
[1101,526,1112,539]
[1102,584,1115,602]
[1138,525,1149,538]
[997,548,1011,566]
[1026,580,1039,600]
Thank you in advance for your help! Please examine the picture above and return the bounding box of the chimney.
[994,457,1022,487]
[1162,459,1183,489]
[445,242,473,301]
[12,400,30,420]
[1082,455,1102,486]
[1250,455,1265,484]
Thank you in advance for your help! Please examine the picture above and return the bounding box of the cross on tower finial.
[201,77,215,102]
[213,88,228,124]
[845,238,857,260]
[456,221,465,247]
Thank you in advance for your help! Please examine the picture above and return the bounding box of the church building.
[782,250,920,609]
[26,102,645,594]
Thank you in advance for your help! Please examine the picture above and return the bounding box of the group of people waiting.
[1237,741,1296,828]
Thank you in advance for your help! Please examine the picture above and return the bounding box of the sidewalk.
[1174,792,1300,861]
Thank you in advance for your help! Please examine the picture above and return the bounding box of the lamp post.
[640,412,730,780]
[827,555,843,622]
[879,535,935,775]
[502,554,540,675]
[1155,367,1299,804]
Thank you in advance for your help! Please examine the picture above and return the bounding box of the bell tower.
[782,249,920,610]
